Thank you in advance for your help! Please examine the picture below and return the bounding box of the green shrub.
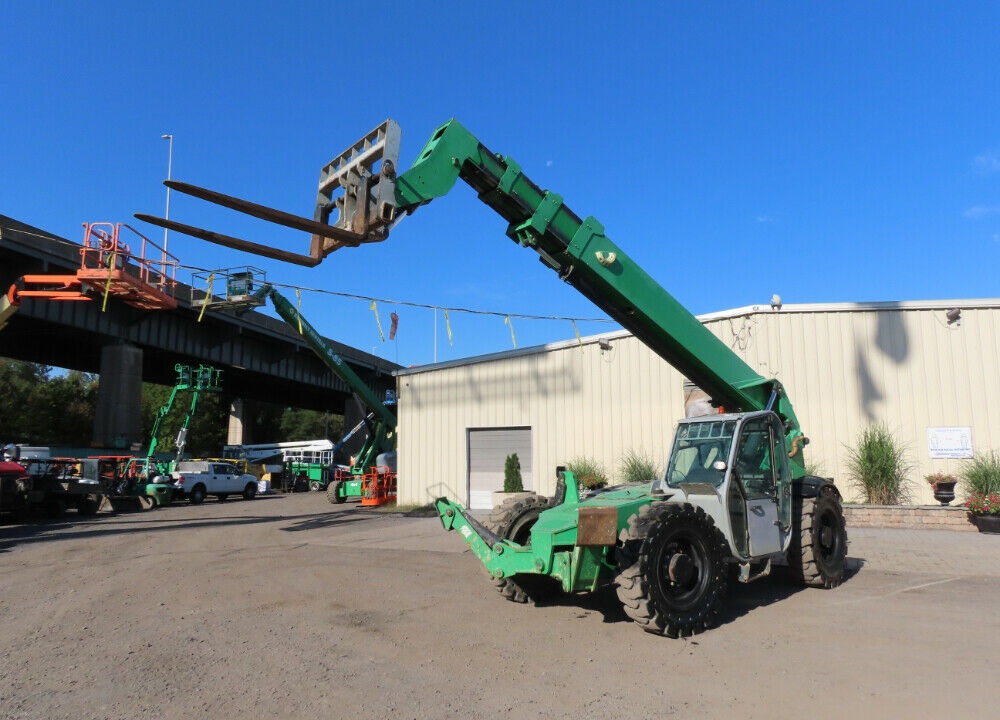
[844,423,912,504]
[566,456,608,490]
[619,449,661,485]
[503,453,523,493]
[960,451,1000,497]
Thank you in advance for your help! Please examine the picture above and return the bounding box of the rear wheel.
[789,491,847,588]
[616,502,729,638]
[243,483,257,501]
[77,494,101,516]
[327,480,346,504]
[189,485,206,505]
[484,495,556,604]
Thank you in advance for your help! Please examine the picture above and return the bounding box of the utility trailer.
[137,118,849,637]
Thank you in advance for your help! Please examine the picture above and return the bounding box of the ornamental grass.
[845,422,913,505]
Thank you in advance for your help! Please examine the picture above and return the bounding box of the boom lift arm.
[141,119,803,467]
[391,120,803,459]
[248,283,396,478]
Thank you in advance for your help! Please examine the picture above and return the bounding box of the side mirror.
[712,460,728,472]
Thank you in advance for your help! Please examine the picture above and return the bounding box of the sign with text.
[927,427,973,459]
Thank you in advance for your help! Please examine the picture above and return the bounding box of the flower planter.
[932,481,957,506]
[973,515,1000,534]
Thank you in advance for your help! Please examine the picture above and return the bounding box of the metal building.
[395,299,1000,509]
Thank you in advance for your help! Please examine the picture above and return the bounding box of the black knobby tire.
[77,494,101,516]
[788,490,847,588]
[484,495,555,604]
[309,480,321,492]
[189,485,206,505]
[243,483,257,501]
[615,502,729,638]
[327,480,346,504]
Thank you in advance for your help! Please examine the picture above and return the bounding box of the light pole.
[160,134,174,280]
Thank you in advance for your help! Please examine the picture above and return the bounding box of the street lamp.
[160,134,174,278]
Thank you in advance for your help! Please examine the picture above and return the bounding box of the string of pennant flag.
[181,264,615,350]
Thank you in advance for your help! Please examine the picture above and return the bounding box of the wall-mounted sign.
[927,427,974,459]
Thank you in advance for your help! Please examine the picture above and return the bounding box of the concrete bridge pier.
[227,398,255,446]
[93,343,143,450]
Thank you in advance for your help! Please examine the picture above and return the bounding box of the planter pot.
[973,515,1000,534]
[932,481,957,506]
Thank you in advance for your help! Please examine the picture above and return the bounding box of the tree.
[504,453,524,493]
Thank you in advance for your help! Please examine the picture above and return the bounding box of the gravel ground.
[2,492,998,719]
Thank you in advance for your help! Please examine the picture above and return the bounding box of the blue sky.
[4,2,998,367]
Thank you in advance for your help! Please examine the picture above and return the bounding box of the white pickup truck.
[170,461,258,504]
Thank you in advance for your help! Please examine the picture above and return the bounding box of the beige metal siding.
[701,306,1000,503]
[397,336,687,506]
[398,303,1000,507]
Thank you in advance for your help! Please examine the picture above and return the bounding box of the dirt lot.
[2,493,998,720]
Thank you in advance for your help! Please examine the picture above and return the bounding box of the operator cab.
[660,411,793,560]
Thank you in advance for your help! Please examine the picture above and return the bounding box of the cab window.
[664,420,737,488]
[734,418,776,500]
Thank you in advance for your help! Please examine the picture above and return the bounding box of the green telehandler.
[138,119,848,637]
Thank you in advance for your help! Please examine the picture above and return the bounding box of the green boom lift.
[246,284,397,504]
[138,119,848,637]
[111,363,223,510]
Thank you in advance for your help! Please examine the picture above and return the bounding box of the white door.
[467,427,532,510]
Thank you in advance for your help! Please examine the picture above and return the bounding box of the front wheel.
[243,483,257,501]
[77,494,101,516]
[327,480,346,504]
[616,502,729,638]
[484,495,556,604]
[309,480,321,492]
[788,491,847,588]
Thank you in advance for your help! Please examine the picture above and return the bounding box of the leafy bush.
[960,451,1000,498]
[844,423,912,504]
[566,456,608,490]
[503,453,523,493]
[619,449,661,485]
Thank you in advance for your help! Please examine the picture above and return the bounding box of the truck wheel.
[484,495,557,604]
[309,480,321,492]
[77,494,101,516]
[616,502,729,638]
[243,483,257,501]
[788,491,847,588]
[189,485,206,505]
[327,480,346,504]
[46,497,66,519]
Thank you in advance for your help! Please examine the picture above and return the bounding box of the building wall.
[396,334,686,506]
[396,301,1000,506]
[702,303,1000,503]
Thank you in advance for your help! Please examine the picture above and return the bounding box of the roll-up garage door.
[467,427,532,510]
